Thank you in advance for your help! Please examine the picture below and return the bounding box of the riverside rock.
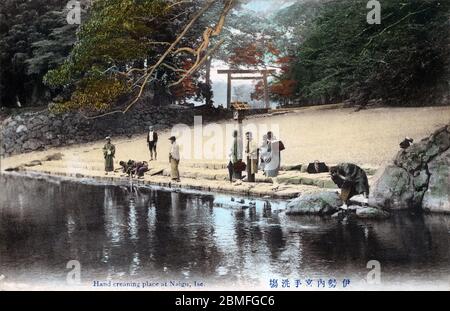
[422,149,450,213]
[370,124,450,213]
[286,191,341,215]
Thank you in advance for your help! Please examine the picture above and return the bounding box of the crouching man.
[330,163,369,210]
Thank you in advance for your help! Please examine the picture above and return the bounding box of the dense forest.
[0,0,79,108]
[0,0,448,114]
[284,0,450,106]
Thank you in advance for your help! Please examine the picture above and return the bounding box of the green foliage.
[273,0,323,53]
[289,0,449,106]
[45,0,210,114]
[27,23,77,76]
[45,0,168,86]
[0,0,77,107]
[51,75,130,114]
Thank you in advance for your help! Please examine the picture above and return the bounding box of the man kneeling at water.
[330,163,369,210]
[134,161,149,178]
[119,160,149,178]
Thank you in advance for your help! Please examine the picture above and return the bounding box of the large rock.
[422,149,450,213]
[371,124,450,212]
[286,191,341,216]
[369,165,416,209]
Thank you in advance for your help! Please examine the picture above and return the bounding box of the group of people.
[103,125,383,210]
[119,160,149,178]
[228,130,284,183]
[102,126,181,182]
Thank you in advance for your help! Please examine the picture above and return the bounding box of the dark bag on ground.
[307,162,329,174]
[233,160,247,173]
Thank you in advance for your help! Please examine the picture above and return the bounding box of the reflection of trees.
[365,213,448,265]
[301,213,450,276]
[232,209,249,273]
[2,174,449,284]
[147,191,222,277]
[233,208,286,259]
[232,206,287,274]
[264,216,286,260]
[0,175,110,278]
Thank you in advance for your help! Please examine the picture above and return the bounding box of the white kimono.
[264,140,281,177]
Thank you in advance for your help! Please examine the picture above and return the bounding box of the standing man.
[245,131,258,182]
[169,136,180,182]
[228,130,243,182]
[147,126,158,161]
[103,136,116,175]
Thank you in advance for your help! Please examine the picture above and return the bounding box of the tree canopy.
[45,0,235,117]
[0,0,78,108]
[287,0,449,106]
[1,0,448,112]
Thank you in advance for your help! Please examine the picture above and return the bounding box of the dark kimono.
[103,143,115,172]
[331,163,369,201]
[135,162,149,177]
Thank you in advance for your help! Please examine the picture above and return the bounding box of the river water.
[0,173,449,290]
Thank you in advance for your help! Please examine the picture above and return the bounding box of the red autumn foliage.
[229,43,264,66]
[251,80,265,101]
[271,79,297,97]
[171,60,198,99]
[251,54,297,100]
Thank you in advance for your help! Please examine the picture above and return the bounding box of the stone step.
[32,156,377,175]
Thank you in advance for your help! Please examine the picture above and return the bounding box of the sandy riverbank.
[2,105,449,198]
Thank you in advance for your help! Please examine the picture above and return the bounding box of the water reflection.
[0,173,449,287]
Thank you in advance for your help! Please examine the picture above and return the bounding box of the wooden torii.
[217,69,276,109]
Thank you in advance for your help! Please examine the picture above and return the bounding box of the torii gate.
[217,69,276,109]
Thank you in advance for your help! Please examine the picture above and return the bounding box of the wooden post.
[227,73,232,109]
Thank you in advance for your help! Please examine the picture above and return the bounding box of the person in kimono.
[259,134,269,172]
[103,137,115,175]
[147,126,158,161]
[119,161,128,174]
[135,161,149,178]
[330,163,370,210]
[263,132,281,178]
[245,131,258,182]
[169,136,180,182]
[227,130,243,182]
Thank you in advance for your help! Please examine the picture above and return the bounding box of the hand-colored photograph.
[0,0,449,292]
